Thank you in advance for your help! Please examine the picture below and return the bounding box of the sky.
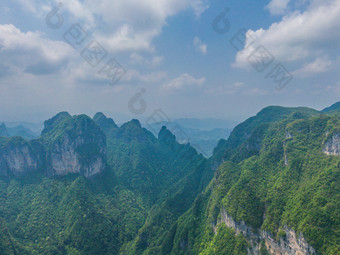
[0,0,339,124]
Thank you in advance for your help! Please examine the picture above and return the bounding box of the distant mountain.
[7,125,39,139]
[0,122,39,140]
[322,101,340,113]
[0,123,8,137]
[4,121,43,133]
[172,118,236,131]
[145,122,232,157]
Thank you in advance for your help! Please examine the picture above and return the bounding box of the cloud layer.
[234,1,340,74]
[0,24,73,75]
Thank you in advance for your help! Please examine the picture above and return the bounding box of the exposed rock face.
[48,133,106,177]
[44,114,107,178]
[0,138,43,176]
[0,113,107,178]
[218,210,316,255]
[323,133,340,156]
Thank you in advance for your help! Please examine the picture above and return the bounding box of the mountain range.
[0,102,339,254]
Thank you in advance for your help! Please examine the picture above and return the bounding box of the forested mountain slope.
[0,103,339,254]
[159,106,339,255]
[0,112,213,254]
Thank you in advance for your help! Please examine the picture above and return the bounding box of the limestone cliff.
[43,114,107,177]
[323,132,340,156]
[0,113,107,178]
[217,210,316,255]
[0,137,43,176]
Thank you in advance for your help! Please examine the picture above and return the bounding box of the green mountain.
[0,104,339,254]
[158,106,339,255]
[0,112,213,254]
[322,101,340,113]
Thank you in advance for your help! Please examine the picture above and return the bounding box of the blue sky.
[0,0,339,124]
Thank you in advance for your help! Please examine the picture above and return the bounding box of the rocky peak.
[117,119,155,143]
[93,112,118,132]
[158,126,177,146]
[42,111,71,135]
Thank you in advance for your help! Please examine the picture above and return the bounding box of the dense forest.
[0,102,339,254]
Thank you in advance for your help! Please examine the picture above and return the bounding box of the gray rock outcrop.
[216,210,316,255]
[323,132,340,156]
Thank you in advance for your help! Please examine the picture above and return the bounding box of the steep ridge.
[321,101,340,113]
[92,114,214,254]
[94,114,212,206]
[0,112,214,254]
[212,106,320,164]
[160,107,339,255]
[0,106,338,254]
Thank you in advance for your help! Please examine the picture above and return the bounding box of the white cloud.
[293,57,332,76]
[19,0,208,53]
[61,0,95,26]
[266,0,291,15]
[15,0,37,13]
[95,24,157,52]
[87,0,195,52]
[70,63,167,86]
[233,1,340,71]
[191,0,209,17]
[0,24,74,75]
[129,53,164,66]
[193,36,207,55]
[163,73,205,91]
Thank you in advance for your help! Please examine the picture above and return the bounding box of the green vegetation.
[0,103,339,254]
[0,175,146,254]
[158,107,340,255]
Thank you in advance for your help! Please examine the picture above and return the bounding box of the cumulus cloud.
[20,0,209,53]
[193,37,207,55]
[163,73,205,91]
[191,0,209,17]
[293,57,332,76]
[233,1,340,74]
[266,0,291,15]
[0,24,73,75]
